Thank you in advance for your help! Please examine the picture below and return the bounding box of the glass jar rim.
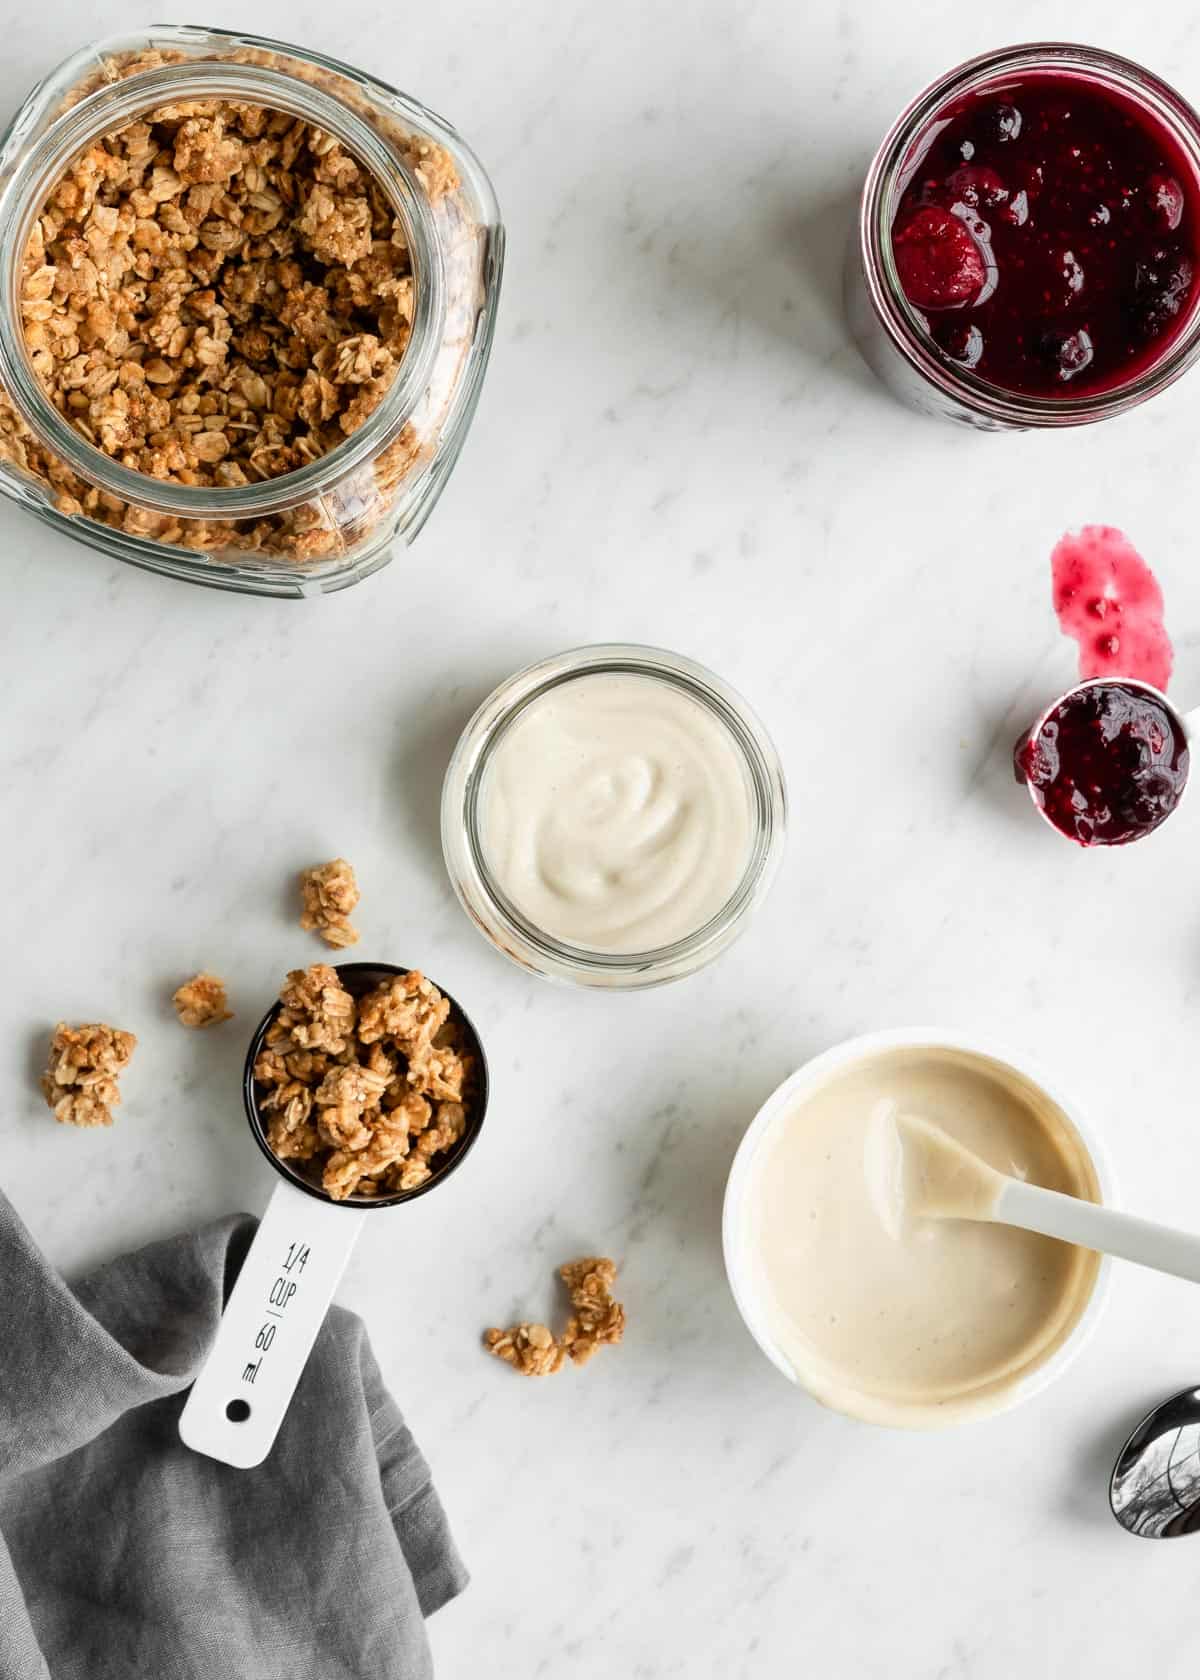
[441,644,789,988]
[859,41,1200,426]
[0,43,446,519]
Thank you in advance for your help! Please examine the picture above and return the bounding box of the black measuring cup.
[179,963,488,1467]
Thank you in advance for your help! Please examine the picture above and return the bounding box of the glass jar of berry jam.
[848,44,1200,428]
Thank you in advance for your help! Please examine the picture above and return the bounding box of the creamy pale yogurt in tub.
[441,646,787,988]
[723,1031,1113,1427]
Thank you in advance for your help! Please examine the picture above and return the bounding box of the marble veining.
[4,2,1200,1675]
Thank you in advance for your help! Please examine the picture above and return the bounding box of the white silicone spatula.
[894,1112,1200,1285]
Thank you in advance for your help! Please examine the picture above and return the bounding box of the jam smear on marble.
[1015,681,1189,845]
[1050,525,1173,690]
[892,74,1200,397]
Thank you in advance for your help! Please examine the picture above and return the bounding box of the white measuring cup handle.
[178,1179,366,1468]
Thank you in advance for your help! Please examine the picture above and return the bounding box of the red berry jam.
[892,73,1200,397]
[1015,681,1189,845]
[1050,525,1172,691]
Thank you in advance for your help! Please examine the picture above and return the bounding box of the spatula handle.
[998,1179,1200,1287]
[178,1180,366,1468]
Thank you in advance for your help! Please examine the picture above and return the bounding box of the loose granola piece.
[285,1048,331,1083]
[313,1061,389,1152]
[408,1042,468,1101]
[299,857,361,948]
[252,1046,289,1087]
[412,1100,466,1162]
[484,1257,624,1377]
[560,1257,626,1366]
[278,962,346,1017]
[483,1324,565,1378]
[323,1127,410,1200]
[356,971,449,1054]
[172,971,232,1028]
[363,1042,394,1081]
[40,1022,137,1129]
[321,1150,366,1200]
[259,1077,313,1126]
[379,1083,432,1134]
[266,1112,321,1162]
[393,1158,432,1192]
[270,963,357,1055]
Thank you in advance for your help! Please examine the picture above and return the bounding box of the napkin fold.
[0,1192,466,1680]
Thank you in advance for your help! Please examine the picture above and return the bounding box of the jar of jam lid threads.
[847,43,1200,429]
[0,26,503,595]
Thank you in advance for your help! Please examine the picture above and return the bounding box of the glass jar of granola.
[0,26,503,595]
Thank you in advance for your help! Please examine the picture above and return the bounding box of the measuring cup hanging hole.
[225,1399,251,1423]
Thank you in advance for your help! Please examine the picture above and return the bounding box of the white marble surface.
[6,0,1200,1673]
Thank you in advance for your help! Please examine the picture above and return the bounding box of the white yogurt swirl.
[478,671,755,954]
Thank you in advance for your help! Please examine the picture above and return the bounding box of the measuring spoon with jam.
[1015,677,1192,845]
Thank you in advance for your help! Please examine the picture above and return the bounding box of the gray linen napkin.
[0,1192,467,1680]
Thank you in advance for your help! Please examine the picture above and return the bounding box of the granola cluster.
[486,1321,565,1377]
[0,46,475,565]
[41,1022,137,1128]
[485,1258,625,1377]
[253,964,474,1200]
[172,971,232,1028]
[19,97,426,484]
[299,857,360,948]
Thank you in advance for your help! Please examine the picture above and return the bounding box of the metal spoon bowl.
[1111,1387,1200,1537]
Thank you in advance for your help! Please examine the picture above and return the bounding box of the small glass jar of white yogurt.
[440,645,787,988]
